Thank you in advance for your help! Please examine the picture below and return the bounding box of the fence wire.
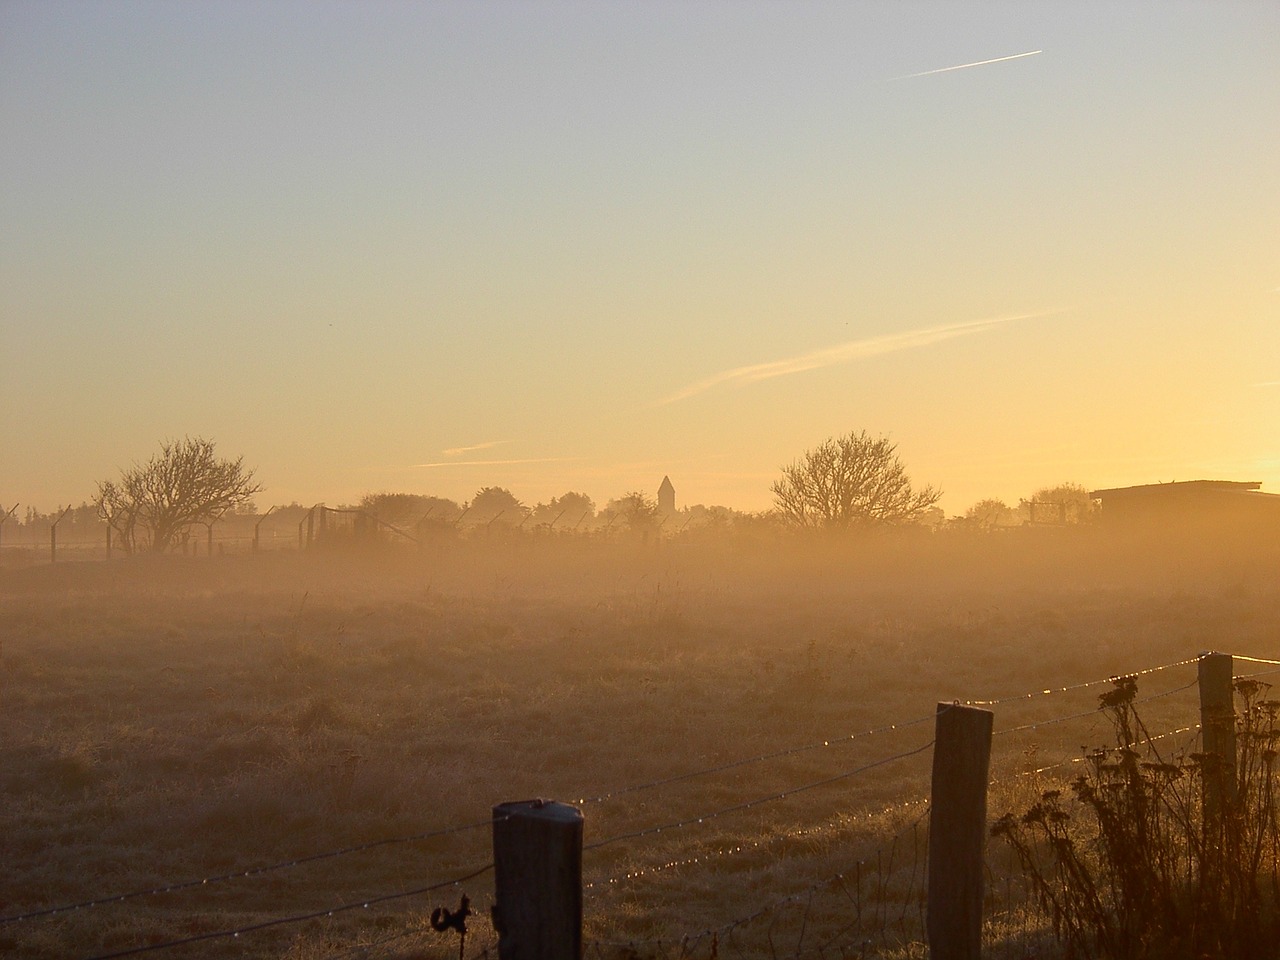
[79,863,495,960]
[8,652,1271,960]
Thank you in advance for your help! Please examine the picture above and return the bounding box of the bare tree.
[96,437,262,553]
[771,430,941,530]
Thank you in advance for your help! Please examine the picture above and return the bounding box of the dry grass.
[0,533,1277,959]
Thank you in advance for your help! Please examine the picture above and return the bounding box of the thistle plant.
[993,676,1280,959]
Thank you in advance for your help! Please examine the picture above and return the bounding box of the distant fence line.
[6,651,1275,959]
[0,502,711,564]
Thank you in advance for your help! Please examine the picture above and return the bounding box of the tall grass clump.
[993,675,1280,959]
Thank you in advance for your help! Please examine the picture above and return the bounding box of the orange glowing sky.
[2,2,1277,515]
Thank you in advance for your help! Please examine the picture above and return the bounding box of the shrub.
[993,676,1280,959]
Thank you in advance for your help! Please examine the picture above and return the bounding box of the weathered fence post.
[49,505,72,564]
[1199,651,1237,817]
[492,799,583,960]
[927,702,993,960]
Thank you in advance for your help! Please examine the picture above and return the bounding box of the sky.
[2,1,1277,516]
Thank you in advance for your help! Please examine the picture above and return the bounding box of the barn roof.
[1090,480,1269,499]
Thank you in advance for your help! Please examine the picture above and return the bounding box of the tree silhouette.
[530,492,595,528]
[965,498,1016,530]
[771,430,940,530]
[360,492,463,526]
[96,437,261,553]
[1025,482,1099,524]
[606,491,661,533]
[467,486,524,525]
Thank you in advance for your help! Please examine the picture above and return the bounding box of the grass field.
[2,531,1277,959]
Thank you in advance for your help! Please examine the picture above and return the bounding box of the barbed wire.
[1237,666,1280,681]
[990,723,1203,785]
[963,656,1200,706]
[6,660,1210,930]
[327,801,936,957]
[585,796,930,891]
[583,740,935,855]
[574,712,937,806]
[10,652,1260,956]
[0,817,498,926]
[585,802,933,958]
[6,715,938,928]
[1232,655,1280,667]
[79,862,495,960]
[991,678,1199,739]
[574,658,1206,810]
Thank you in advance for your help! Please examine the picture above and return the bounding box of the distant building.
[657,476,676,514]
[1090,480,1280,533]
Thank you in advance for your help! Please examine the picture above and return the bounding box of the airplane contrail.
[657,309,1060,406]
[889,49,1042,81]
[441,440,508,457]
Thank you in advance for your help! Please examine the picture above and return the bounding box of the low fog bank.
[3,523,1277,607]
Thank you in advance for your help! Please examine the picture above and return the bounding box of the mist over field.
[2,526,1278,958]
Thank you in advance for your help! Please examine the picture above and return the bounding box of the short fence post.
[927,702,993,960]
[1199,652,1237,818]
[492,799,583,960]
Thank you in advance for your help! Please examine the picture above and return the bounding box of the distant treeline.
[1,481,1101,548]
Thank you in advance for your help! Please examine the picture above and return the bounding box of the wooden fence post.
[1199,652,1236,817]
[927,702,993,960]
[492,799,583,960]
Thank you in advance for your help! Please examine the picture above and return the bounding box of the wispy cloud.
[1254,380,1280,388]
[888,49,1042,81]
[657,310,1057,405]
[413,457,575,469]
[441,440,509,457]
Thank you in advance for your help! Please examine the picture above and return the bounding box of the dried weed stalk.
[993,676,1280,959]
